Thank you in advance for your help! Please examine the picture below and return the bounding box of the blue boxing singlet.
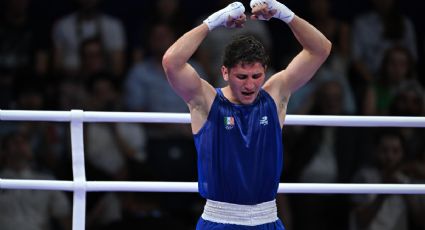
[194,88,284,205]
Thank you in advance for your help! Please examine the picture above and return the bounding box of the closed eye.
[236,74,263,80]
[252,73,263,79]
[236,74,248,80]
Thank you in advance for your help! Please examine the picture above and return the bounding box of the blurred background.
[0,0,424,229]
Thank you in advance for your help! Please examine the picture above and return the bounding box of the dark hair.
[85,72,120,93]
[0,131,26,152]
[373,128,406,151]
[222,34,270,69]
[378,45,415,81]
[382,6,405,41]
[79,36,104,57]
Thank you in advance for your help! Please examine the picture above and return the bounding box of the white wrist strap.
[273,1,294,23]
[203,2,245,31]
[250,0,295,23]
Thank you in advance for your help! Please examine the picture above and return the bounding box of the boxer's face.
[222,62,266,105]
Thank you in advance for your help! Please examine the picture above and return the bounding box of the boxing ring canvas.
[1,109,425,230]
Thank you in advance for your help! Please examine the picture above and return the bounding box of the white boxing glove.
[250,0,294,23]
[203,2,245,31]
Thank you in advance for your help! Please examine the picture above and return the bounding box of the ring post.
[70,110,87,230]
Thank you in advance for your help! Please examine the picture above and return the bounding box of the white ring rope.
[2,179,425,194]
[1,109,424,230]
[1,109,425,127]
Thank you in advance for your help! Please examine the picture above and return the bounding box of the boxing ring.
[1,109,425,230]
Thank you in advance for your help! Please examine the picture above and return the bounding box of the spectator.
[83,74,147,229]
[79,37,107,80]
[51,0,126,77]
[389,80,425,117]
[85,74,147,181]
[56,77,88,110]
[306,0,351,62]
[146,0,190,41]
[124,23,206,138]
[350,0,418,86]
[388,81,425,162]
[0,0,49,108]
[374,79,425,230]
[130,0,191,65]
[363,45,418,115]
[0,0,49,76]
[0,130,72,230]
[349,129,422,230]
[287,0,356,115]
[124,23,201,223]
[11,79,71,179]
[287,80,368,230]
[401,145,425,230]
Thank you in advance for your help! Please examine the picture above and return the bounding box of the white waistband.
[201,199,278,226]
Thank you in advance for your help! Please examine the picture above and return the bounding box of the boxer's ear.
[221,66,230,81]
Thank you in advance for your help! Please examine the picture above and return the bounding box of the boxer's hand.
[250,0,294,23]
[203,2,246,31]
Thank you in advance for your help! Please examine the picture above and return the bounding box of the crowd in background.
[0,0,424,229]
